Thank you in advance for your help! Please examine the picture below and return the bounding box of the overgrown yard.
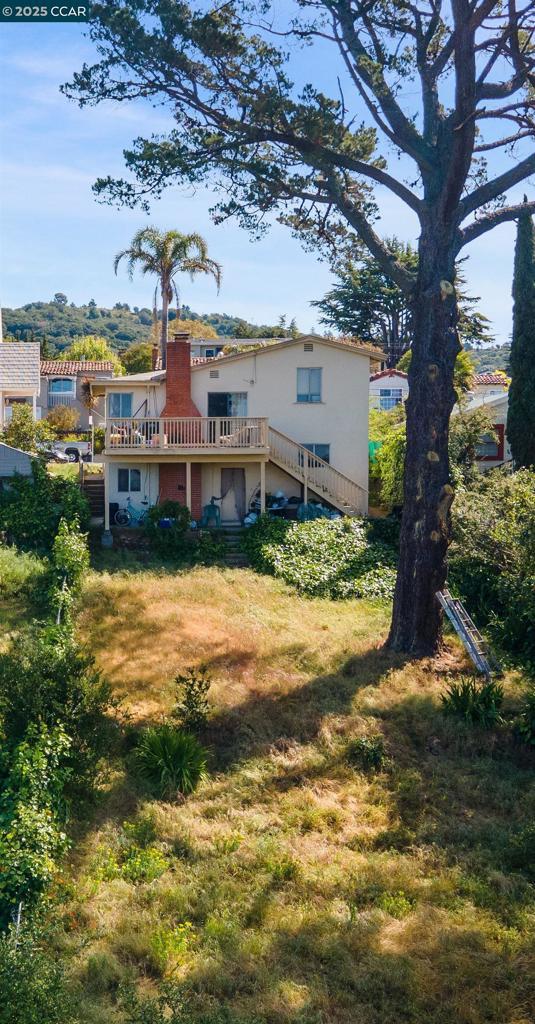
[53,564,535,1024]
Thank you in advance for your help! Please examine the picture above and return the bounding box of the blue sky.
[0,20,520,342]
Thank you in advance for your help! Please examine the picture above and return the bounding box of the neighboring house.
[469,372,509,400]
[369,369,409,411]
[39,360,115,428]
[0,441,33,488]
[91,333,381,531]
[465,390,512,470]
[189,337,287,360]
[0,342,40,428]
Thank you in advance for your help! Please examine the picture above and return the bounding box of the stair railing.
[268,427,367,513]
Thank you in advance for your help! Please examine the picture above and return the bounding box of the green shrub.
[440,675,504,728]
[346,735,387,772]
[450,469,535,667]
[0,462,89,553]
[0,725,71,925]
[193,530,227,565]
[0,546,47,600]
[144,501,191,557]
[172,666,211,732]
[51,518,89,591]
[0,931,78,1024]
[136,726,208,798]
[243,516,397,599]
[0,624,113,788]
[516,688,535,746]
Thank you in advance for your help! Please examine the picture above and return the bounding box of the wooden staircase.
[81,473,105,519]
[268,427,367,516]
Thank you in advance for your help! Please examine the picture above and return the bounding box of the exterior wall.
[38,375,107,429]
[192,340,370,490]
[0,443,33,478]
[470,382,509,400]
[464,393,511,471]
[159,463,202,518]
[106,461,159,508]
[0,390,37,427]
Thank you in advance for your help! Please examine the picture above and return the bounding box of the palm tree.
[114,228,222,368]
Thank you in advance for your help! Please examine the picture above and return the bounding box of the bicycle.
[114,496,150,526]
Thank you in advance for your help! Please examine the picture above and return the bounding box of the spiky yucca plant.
[136,725,207,798]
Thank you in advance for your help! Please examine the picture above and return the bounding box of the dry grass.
[56,564,535,1023]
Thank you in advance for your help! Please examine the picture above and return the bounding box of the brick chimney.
[162,332,201,416]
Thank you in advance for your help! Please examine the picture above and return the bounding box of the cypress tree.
[507,202,535,468]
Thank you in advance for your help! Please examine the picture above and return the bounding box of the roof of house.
[472,373,509,386]
[465,390,509,412]
[0,342,40,389]
[370,368,408,383]
[191,334,385,369]
[91,335,385,389]
[40,360,115,376]
[0,441,33,458]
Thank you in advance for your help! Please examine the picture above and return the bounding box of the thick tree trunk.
[387,235,460,655]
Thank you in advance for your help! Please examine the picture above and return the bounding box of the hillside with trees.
[2,296,300,354]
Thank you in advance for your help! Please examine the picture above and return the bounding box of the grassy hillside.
[3,301,294,353]
[43,562,535,1024]
[466,344,511,374]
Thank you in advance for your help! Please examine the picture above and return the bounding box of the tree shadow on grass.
[151,902,533,1024]
[203,645,410,771]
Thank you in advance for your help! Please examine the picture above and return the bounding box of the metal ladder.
[436,589,501,678]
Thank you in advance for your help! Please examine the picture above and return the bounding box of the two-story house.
[39,360,115,428]
[91,333,380,536]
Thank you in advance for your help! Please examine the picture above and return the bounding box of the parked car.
[36,443,70,464]
[52,439,92,463]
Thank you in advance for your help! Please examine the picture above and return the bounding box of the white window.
[297,367,322,403]
[108,392,133,417]
[117,468,141,492]
[379,388,403,411]
[49,378,75,394]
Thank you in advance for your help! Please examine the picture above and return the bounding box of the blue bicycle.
[114,496,149,526]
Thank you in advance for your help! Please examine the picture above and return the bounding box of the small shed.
[0,442,33,488]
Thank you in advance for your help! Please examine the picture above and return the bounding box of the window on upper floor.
[379,387,403,411]
[49,378,75,394]
[297,367,322,403]
[117,467,141,492]
[476,432,501,460]
[108,392,133,418]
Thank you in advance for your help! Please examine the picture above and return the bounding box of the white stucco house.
[0,342,41,427]
[369,368,409,410]
[91,332,382,531]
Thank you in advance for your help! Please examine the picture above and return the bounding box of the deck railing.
[106,416,269,451]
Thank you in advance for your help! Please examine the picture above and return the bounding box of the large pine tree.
[507,205,535,468]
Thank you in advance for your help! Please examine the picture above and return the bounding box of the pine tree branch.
[457,200,535,248]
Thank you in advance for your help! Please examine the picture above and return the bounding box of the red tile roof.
[40,360,115,375]
[472,373,509,385]
[370,368,408,382]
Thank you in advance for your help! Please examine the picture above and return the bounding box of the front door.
[220,468,246,523]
